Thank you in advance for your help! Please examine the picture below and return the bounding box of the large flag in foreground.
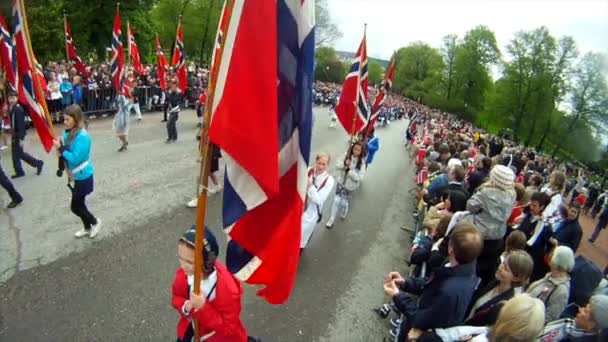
[110,6,125,93]
[64,16,87,76]
[127,22,144,74]
[208,0,315,304]
[12,0,54,152]
[156,34,168,90]
[171,18,187,95]
[335,33,369,135]
[367,61,395,131]
[0,14,17,91]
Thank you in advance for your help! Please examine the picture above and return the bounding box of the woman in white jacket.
[301,152,335,249]
[325,142,366,228]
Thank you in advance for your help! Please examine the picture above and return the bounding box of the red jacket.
[171,261,248,341]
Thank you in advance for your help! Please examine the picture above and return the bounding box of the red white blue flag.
[367,61,395,131]
[335,33,368,135]
[208,0,315,304]
[0,13,17,91]
[12,0,54,152]
[171,18,187,95]
[64,16,88,77]
[110,6,125,93]
[155,33,168,90]
[127,22,144,75]
[211,2,229,71]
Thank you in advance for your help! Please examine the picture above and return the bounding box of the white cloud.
[328,0,608,60]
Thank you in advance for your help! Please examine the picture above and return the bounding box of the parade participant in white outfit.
[325,142,366,228]
[301,152,335,249]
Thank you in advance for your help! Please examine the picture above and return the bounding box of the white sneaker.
[325,219,334,229]
[74,228,90,238]
[89,218,102,238]
[0,145,7,150]
[207,187,218,195]
[187,198,198,208]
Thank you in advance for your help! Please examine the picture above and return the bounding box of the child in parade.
[325,142,366,228]
[112,90,130,152]
[166,80,182,143]
[172,227,250,342]
[301,152,335,249]
[53,105,101,238]
[365,129,380,166]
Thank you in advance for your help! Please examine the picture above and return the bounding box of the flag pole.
[127,21,131,67]
[192,0,233,340]
[63,13,69,62]
[17,0,54,133]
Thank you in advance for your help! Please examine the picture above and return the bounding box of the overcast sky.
[328,0,608,61]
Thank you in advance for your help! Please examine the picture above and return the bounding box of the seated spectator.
[517,191,553,282]
[500,230,528,262]
[383,224,483,341]
[423,190,467,232]
[539,294,608,342]
[464,250,534,327]
[423,293,545,342]
[527,246,574,322]
[550,202,583,253]
[466,156,492,194]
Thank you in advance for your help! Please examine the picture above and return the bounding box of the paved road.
[0,108,415,341]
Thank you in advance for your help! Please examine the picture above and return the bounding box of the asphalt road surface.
[0,108,416,341]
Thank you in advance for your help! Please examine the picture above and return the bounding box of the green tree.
[314,46,346,83]
[315,0,342,48]
[441,34,458,100]
[392,42,444,99]
[452,25,500,112]
[367,60,384,85]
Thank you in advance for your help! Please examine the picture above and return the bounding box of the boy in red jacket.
[172,227,251,342]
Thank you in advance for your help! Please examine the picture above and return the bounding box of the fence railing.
[46,86,202,119]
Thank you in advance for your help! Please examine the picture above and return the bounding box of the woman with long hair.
[53,105,101,238]
[542,170,566,220]
[325,142,366,228]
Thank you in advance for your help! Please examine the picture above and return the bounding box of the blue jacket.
[366,136,380,164]
[73,85,83,105]
[394,261,479,330]
[62,129,94,180]
[427,174,448,197]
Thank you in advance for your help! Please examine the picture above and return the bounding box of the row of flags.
[335,30,396,137]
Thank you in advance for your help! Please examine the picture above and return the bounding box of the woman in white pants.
[301,152,335,249]
[326,142,366,228]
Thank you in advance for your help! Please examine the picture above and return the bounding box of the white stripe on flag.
[223,153,268,210]
[211,0,245,120]
[234,256,262,281]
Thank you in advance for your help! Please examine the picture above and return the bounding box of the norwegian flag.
[12,0,54,152]
[64,15,87,76]
[127,22,144,74]
[335,33,369,135]
[211,2,229,70]
[208,0,315,304]
[0,13,17,91]
[367,61,395,131]
[155,33,168,90]
[171,18,187,95]
[110,6,125,93]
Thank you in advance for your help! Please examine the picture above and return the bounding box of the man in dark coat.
[589,201,608,243]
[383,224,483,341]
[551,203,583,253]
[467,156,491,194]
[8,91,43,178]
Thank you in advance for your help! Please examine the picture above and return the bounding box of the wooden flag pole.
[63,13,69,62]
[18,0,54,133]
[127,21,131,67]
[192,0,233,340]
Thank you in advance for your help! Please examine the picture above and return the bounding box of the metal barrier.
[46,86,203,118]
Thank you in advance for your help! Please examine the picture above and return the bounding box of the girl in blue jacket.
[53,105,101,238]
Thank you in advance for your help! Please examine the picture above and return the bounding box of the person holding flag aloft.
[301,152,335,249]
[326,142,366,228]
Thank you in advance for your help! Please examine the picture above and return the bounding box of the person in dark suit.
[7,91,43,178]
[0,151,23,208]
[550,202,583,253]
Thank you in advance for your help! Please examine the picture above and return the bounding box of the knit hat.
[448,158,462,169]
[490,165,515,190]
[180,226,219,273]
[590,295,608,330]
